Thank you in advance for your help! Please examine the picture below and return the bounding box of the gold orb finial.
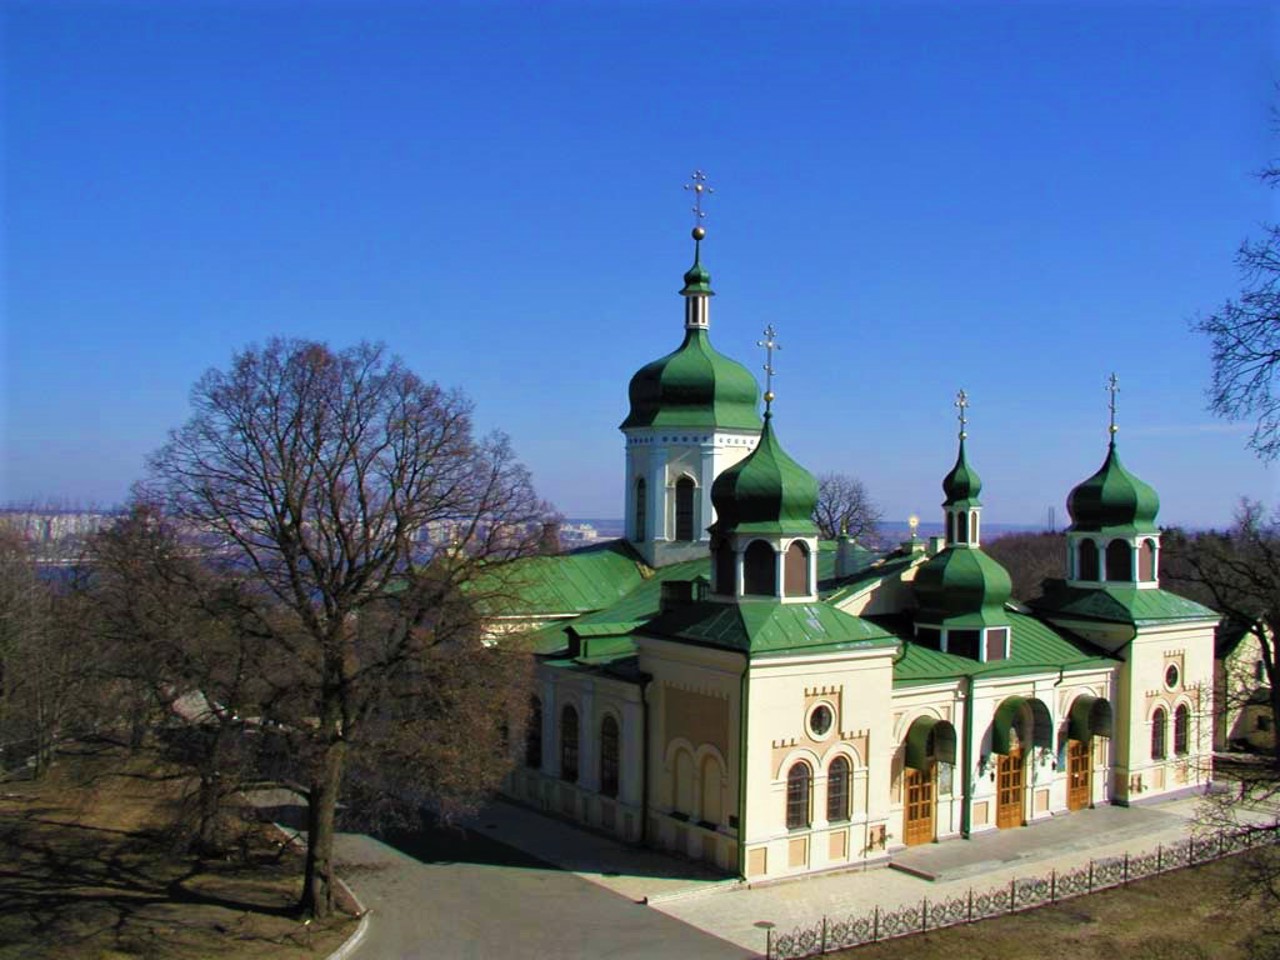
[692,225,706,241]
[764,390,775,404]
[908,514,920,535]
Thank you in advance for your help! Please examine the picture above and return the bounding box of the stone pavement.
[468,793,1262,957]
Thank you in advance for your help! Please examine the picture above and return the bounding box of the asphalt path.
[252,792,751,960]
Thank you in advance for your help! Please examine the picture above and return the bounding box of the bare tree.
[143,338,548,917]
[1198,163,1280,458]
[983,531,1065,602]
[813,472,882,543]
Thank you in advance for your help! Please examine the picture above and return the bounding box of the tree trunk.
[300,735,345,918]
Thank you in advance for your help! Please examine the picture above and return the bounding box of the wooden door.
[1067,739,1091,811]
[903,767,935,846]
[996,748,1024,829]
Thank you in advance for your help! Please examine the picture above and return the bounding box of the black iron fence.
[766,820,1280,958]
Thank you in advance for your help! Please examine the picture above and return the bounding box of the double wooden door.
[903,767,935,846]
[996,748,1024,830]
[1067,739,1091,811]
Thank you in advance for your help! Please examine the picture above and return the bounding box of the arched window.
[673,749,695,817]
[634,478,647,542]
[784,541,810,597]
[1079,539,1100,581]
[560,705,579,783]
[743,540,777,596]
[1139,539,1157,581]
[945,512,955,544]
[827,756,851,822]
[675,476,696,541]
[786,762,812,830]
[1151,707,1167,761]
[955,510,968,544]
[1106,540,1132,581]
[600,715,619,798]
[970,512,979,544]
[1174,704,1190,756]
[701,755,724,825]
[525,697,542,769]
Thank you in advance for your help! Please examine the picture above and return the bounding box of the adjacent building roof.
[640,599,898,657]
[1031,579,1219,625]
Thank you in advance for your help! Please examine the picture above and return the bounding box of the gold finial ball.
[908,514,920,531]
[691,225,706,241]
[764,390,775,404]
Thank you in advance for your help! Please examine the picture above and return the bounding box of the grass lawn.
[0,739,357,960]
[829,852,1267,959]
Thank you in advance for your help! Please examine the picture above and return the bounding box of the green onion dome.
[621,329,761,430]
[710,414,818,535]
[1067,440,1160,534]
[914,546,1013,624]
[682,259,712,295]
[942,438,982,506]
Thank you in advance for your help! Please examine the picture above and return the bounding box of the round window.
[808,704,834,739]
[1165,663,1180,690]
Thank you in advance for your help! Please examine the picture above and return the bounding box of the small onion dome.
[942,438,982,506]
[710,414,819,535]
[682,259,713,296]
[1067,441,1160,534]
[913,546,1013,623]
[620,329,761,430]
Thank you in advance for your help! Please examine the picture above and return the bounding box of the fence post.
[873,905,879,942]
[922,898,928,933]
[968,887,974,923]
[1156,843,1162,872]
[1051,868,1056,903]
[766,928,772,959]
[821,917,827,954]
[1188,836,1194,865]
[1219,828,1226,858]
[1123,851,1129,885]
[1010,876,1016,912]
[1088,859,1094,892]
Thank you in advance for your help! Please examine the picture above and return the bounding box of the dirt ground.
[0,740,357,960]
[829,852,1268,959]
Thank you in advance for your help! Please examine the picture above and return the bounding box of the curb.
[644,877,746,905]
[324,876,371,960]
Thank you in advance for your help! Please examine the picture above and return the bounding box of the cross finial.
[1107,372,1120,437]
[683,170,714,238]
[955,388,969,441]
[758,324,781,413]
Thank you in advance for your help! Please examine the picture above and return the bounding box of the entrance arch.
[990,697,1051,830]
[1065,695,1112,812]
[901,716,958,846]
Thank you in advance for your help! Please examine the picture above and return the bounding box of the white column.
[699,443,716,541]
[649,450,668,542]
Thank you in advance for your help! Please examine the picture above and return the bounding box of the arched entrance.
[990,696,1052,831]
[901,716,958,846]
[1066,695,1113,812]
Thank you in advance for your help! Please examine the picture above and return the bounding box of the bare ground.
[0,739,357,960]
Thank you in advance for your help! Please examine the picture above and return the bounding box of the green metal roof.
[489,540,647,617]
[620,328,761,431]
[942,438,982,507]
[889,611,1117,687]
[1031,580,1219,626]
[710,413,819,536]
[641,599,898,657]
[913,546,1013,627]
[1067,440,1160,534]
[681,244,713,295]
[821,550,920,603]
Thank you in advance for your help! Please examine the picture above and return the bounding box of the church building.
[500,187,1219,882]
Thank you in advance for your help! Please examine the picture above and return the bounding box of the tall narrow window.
[1151,707,1167,761]
[1079,539,1100,581]
[675,476,696,541]
[561,705,579,783]
[827,756,851,822]
[784,541,810,597]
[600,715,619,798]
[955,510,968,544]
[1174,704,1190,756]
[744,540,777,596]
[970,512,979,544]
[525,697,543,769]
[1140,539,1157,581]
[1106,540,1132,581]
[786,762,812,829]
[946,512,955,544]
[634,479,647,542]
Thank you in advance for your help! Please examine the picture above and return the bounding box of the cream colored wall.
[637,636,745,873]
[889,684,967,843]
[1110,619,1217,802]
[1217,630,1274,752]
[738,645,898,880]
[831,558,925,618]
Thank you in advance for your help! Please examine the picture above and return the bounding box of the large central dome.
[621,329,761,430]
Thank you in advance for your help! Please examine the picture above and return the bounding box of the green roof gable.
[489,540,648,617]
[641,599,897,657]
[1031,579,1219,626]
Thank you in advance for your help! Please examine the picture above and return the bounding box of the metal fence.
[766,820,1280,958]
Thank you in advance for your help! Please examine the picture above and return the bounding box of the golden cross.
[758,324,781,410]
[1107,372,1120,436]
[683,170,714,230]
[955,388,969,440]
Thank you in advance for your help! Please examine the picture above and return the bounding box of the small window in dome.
[784,541,810,596]
[1139,539,1157,581]
[948,630,980,659]
[675,476,696,541]
[743,540,777,595]
[1106,540,1132,581]
[634,478,647,543]
[1078,539,1100,581]
[985,628,1009,662]
[916,627,941,650]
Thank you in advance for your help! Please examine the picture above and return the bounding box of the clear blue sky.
[4,0,1278,528]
